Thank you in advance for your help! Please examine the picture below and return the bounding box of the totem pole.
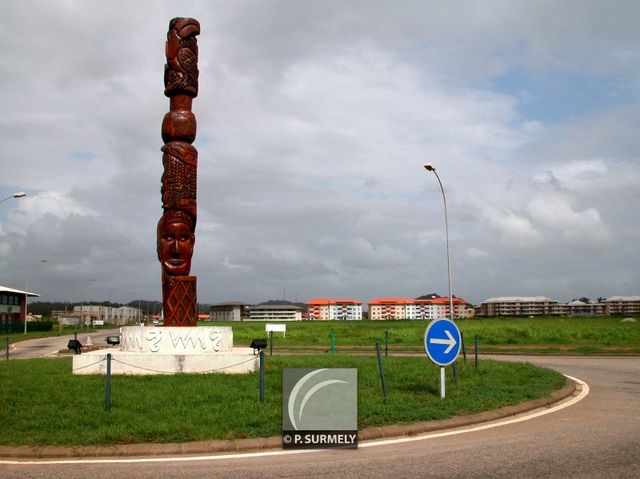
[157,18,200,326]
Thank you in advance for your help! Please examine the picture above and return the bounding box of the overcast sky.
[1,0,639,306]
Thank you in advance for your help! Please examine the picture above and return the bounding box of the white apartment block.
[70,305,142,324]
[247,303,303,321]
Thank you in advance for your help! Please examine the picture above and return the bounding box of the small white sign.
[93,319,104,326]
[266,323,286,337]
[59,317,81,326]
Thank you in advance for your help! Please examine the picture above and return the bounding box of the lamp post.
[25,259,47,334]
[80,279,97,330]
[0,192,26,204]
[423,164,454,322]
[108,287,120,324]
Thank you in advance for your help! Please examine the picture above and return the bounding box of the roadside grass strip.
[0,355,564,447]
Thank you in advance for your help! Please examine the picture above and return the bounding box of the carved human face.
[157,220,195,276]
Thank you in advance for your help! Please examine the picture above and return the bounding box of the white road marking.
[0,375,589,466]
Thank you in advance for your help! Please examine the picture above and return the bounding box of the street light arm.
[0,192,27,204]
[424,165,455,321]
[24,259,47,334]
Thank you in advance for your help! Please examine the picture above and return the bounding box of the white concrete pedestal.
[72,326,258,375]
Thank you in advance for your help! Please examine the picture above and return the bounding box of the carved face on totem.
[157,211,195,276]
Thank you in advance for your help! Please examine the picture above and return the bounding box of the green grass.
[0,355,564,446]
[210,317,640,354]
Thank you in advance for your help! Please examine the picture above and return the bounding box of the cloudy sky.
[1,0,639,306]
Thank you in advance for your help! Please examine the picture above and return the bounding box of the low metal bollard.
[105,353,112,411]
[259,350,265,404]
[375,342,388,398]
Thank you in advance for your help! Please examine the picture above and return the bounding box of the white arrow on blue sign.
[424,319,461,366]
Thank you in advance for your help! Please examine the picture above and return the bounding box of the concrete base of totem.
[72,326,258,375]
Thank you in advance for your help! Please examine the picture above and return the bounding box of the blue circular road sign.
[424,319,461,366]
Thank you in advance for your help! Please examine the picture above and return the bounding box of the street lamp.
[108,287,120,324]
[423,163,454,322]
[108,287,120,304]
[0,192,27,204]
[25,259,47,334]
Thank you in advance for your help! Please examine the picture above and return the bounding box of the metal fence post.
[105,353,112,411]
[259,350,265,404]
[330,330,336,355]
[461,332,467,363]
[474,335,479,369]
[5,337,9,360]
[269,330,273,356]
[375,342,388,398]
[384,331,388,357]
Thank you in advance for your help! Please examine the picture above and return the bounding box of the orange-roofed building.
[307,298,363,321]
[368,298,410,320]
[369,296,473,320]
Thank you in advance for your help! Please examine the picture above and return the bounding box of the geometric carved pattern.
[163,276,197,327]
[161,142,198,218]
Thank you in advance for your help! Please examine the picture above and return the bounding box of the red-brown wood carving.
[158,18,200,326]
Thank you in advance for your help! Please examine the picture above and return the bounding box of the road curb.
[0,378,577,459]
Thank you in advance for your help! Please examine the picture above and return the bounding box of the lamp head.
[423,163,435,172]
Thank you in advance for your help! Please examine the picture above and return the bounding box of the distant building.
[368,298,410,320]
[368,296,472,320]
[477,295,640,317]
[0,285,39,331]
[478,297,562,317]
[307,299,363,320]
[74,305,142,324]
[50,305,142,325]
[209,302,248,322]
[247,302,303,321]
[603,296,640,315]
[565,300,608,316]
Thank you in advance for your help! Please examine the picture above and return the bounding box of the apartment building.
[209,302,248,321]
[603,296,640,315]
[247,302,303,321]
[369,296,472,320]
[565,300,609,316]
[368,298,408,320]
[50,304,143,325]
[478,295,640,317]
[73,305,142,324]
[307,298,363,320]
[477,297,561,317]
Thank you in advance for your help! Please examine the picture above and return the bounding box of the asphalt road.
[5,328,121,359]
[1,356,638,478]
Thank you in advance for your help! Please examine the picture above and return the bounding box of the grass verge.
[215,317,640,354]
[0,355,564,446]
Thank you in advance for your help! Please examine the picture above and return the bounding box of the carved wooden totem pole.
[158,18,200,326]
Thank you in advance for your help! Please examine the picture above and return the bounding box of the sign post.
[424,319,461,399]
